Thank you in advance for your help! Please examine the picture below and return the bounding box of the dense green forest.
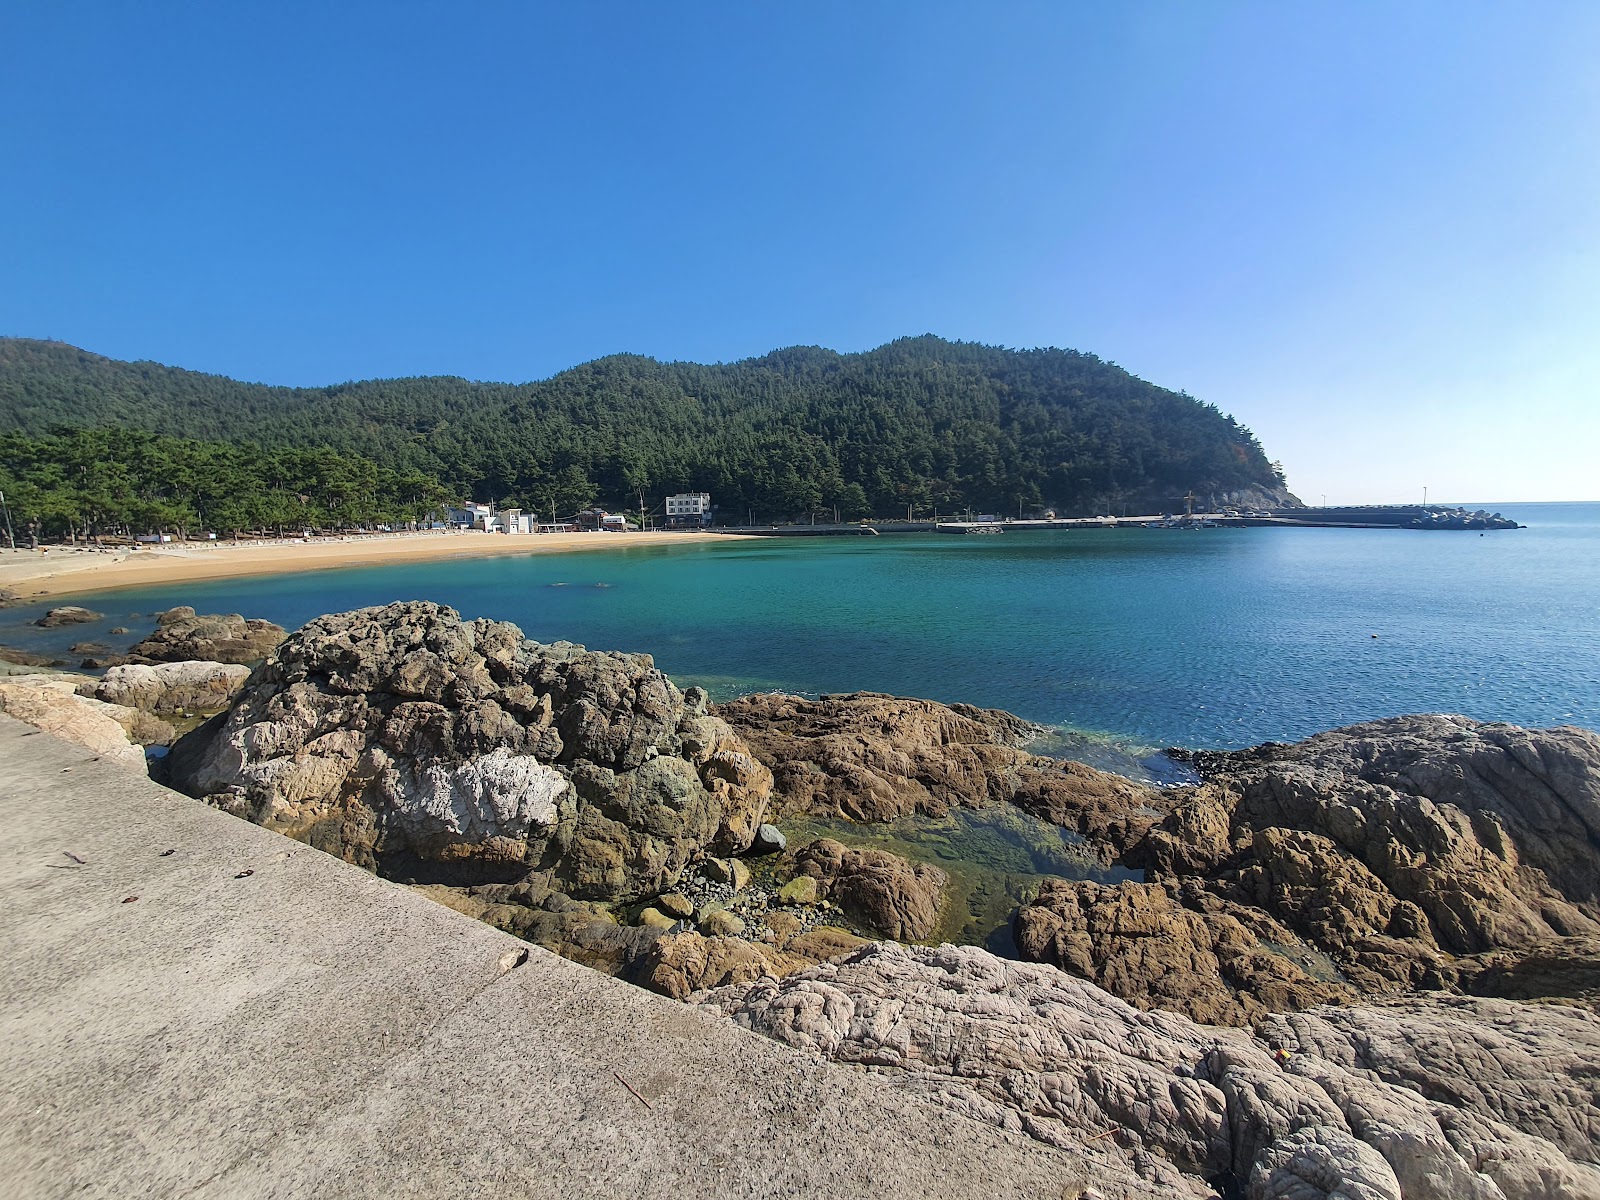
[0,335,1289,537]
[0,428,448,542]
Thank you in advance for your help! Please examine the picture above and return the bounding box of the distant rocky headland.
[2,599,1596,1199]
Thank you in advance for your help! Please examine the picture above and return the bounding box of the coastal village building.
[447,503,494,530]
[576,508,629,532]
[665,492,712,527]
[497,507,531,534]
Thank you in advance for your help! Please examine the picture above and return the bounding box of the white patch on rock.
[400,748,567,841]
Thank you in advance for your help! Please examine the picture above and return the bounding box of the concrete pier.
[0,715,1097,1199]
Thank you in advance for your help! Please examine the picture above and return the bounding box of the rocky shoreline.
[2,599,1596,1199]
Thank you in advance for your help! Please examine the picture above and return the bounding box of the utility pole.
[0,489,15,550]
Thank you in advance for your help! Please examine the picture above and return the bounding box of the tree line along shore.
[0,334,1292,543]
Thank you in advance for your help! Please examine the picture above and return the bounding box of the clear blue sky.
[4,2,1597,502]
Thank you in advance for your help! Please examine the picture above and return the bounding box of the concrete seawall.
[0,715,1108,1199]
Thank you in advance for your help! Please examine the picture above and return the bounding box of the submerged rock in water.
[701,941,1600,1200]
[793,837,948,941]
[34,605,102,628]
[167,601,773,901]
[0,645,69,668]
[129,606,287,665]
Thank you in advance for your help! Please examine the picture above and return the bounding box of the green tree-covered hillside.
[0,335,1291,531]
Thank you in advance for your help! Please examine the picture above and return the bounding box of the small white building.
[497,507,529,534]
[665,492,712,527]
[447,503,495,530]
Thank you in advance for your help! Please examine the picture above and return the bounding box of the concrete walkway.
[0,716,1110,1199]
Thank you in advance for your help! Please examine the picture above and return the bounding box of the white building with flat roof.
[665,492,711,527]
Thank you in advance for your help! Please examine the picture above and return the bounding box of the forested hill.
[0,335,1290,522]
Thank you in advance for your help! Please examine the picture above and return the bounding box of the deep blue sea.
[5,502,1597,752]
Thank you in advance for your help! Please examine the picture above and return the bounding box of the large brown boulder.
[793,837,949,941]
[129,606,287,664]
[719,690,1164,851]
[1014,878,1353,1025]
[167,602,772,902]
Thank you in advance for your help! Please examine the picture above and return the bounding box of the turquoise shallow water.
[6,502,1597,750]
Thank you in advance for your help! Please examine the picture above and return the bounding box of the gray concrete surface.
[0,716,1115,1199]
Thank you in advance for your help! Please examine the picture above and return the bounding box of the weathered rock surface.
[167,602,773,901]
[719,691,1163,848]
[793,837,948,941]
[85,661,252,714]
[34,605,102,627]
[0,676,150,769]
[414,875,663,977]
[129,606,287,664]
[1132,716,1600,1003]
[702,942,1600,1200]
[640,923,871,1000]
[1015,879,1353,1025]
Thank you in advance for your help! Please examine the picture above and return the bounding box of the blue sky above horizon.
[4,2,1598,503]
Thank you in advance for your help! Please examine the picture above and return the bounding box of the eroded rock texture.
[702,942,1600,1200]
[718,690,1166,847]
[793,837,948,941]
[85,660,252,714]
[167,602,772,900]
[0,675,154,768]
[1014,879,1353,1025]
[129,606,287,664]
[1145,717,1600,996]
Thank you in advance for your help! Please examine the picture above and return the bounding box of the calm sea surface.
[7,502,1597,752]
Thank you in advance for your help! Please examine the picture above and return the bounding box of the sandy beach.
[0,530,750,602]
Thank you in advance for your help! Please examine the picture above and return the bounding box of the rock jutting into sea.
[129,605,288,665]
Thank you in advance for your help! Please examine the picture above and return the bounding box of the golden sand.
[0,530,749,601]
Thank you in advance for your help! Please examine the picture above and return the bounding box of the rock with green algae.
[777,876,820,905]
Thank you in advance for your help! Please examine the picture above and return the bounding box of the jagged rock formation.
[702,942,1600,1200]
[793,837,948,941]
[1014,879,1353,1025]
[84,661,251,714]
[723,696,1600,1021]
[1134,716,1600,999]
[167,602,773,901]
[719,690,1163,847]
[129,606,287,664]
[636,924,871,1000]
